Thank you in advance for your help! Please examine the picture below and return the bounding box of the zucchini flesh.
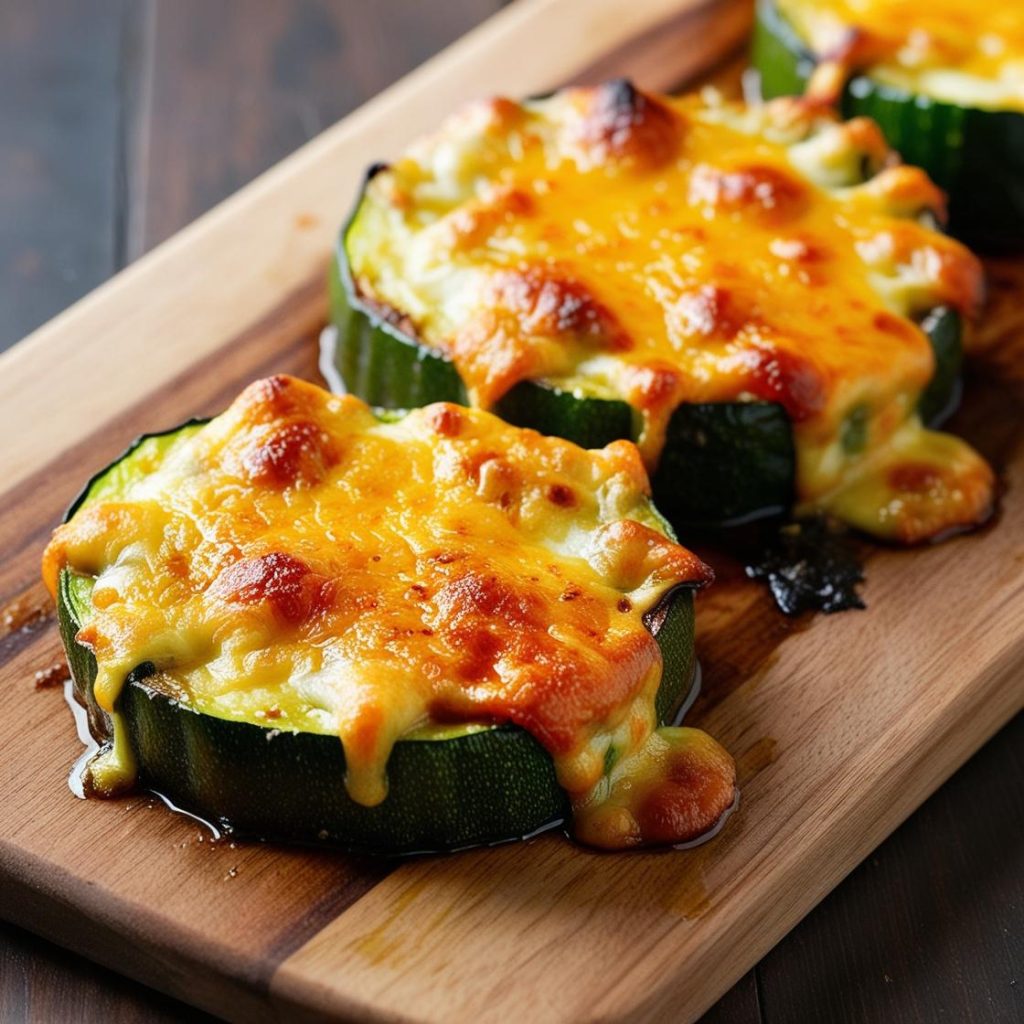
[752,0,1024,253]
[57,427,697,855]
[330,243,963,528]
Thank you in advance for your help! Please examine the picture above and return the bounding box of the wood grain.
[1,0,1021,1021]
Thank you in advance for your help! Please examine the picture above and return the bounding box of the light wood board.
[1,0,1021,1020]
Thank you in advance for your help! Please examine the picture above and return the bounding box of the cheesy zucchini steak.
[43,375,735,853]
[330,82,993,543]
[753,0,1024,251]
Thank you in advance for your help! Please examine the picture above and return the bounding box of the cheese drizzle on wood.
[42,376,735,849]
[348,84,994,543]
[777,0,1024,113]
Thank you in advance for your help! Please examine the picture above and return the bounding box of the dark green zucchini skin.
[330,227,962,529]
[57,428,697,856]
[752,0,1024,253]
[917,306,963,425]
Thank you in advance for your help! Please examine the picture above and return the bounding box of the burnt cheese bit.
[745,344,828,424]
[208,551,333,627]
[434,570,545,629]
[572,726,737,850]
[488,266,629,347]
[239,419,336,489]
[451,266,631,406]
[234,373,310,424]
[546,483,577,508]
[634,734,738,846]
[569,79,682,171]
[424,403,464,438]
[621,361,683,415]
[688,162,810,226]
[432,570,545,684]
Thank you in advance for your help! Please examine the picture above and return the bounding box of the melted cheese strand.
[43,376,734,848]
[348,85,992,542]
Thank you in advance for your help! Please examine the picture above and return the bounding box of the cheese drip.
[42,375,735,848]
[347,84,993,543]
[778,0,1024,113]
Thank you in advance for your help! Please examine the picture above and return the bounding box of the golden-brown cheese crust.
[43,375,732,848]
[564,79,682,171]
[348,84,992,542]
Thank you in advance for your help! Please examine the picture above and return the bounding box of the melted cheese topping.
[778,0,1024,112]
[42,375,734,849]
[347,84,992,543]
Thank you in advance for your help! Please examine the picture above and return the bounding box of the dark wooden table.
[1,2,1020,1021]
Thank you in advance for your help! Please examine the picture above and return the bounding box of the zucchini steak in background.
[43,375,735,854]
[753,0,1024,252]
[330,82,993,551]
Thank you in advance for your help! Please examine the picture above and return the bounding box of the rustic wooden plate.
[1,0,1021,1020]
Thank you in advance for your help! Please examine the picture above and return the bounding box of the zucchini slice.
[329,83,990,543]
[47,380,724,854]
[752,0,1024,252]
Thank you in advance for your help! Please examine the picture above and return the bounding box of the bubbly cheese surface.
[778,0,1024,112]
[42,375,734,849]
[347,84,992,542]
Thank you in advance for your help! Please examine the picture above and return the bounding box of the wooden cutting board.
[1,0,1021,1020]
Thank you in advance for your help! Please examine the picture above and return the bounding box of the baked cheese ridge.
[777,0,1024,112]
[42,375,736,849]
[348,84,994,543]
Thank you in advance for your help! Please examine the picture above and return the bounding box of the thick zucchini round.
[330,224,963,528]
[752,0,1024,253]
[57,428,698,855]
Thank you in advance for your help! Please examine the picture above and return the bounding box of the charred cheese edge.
[347,83,993,544]
[777,0,1024,113]
[42,375,735,850]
